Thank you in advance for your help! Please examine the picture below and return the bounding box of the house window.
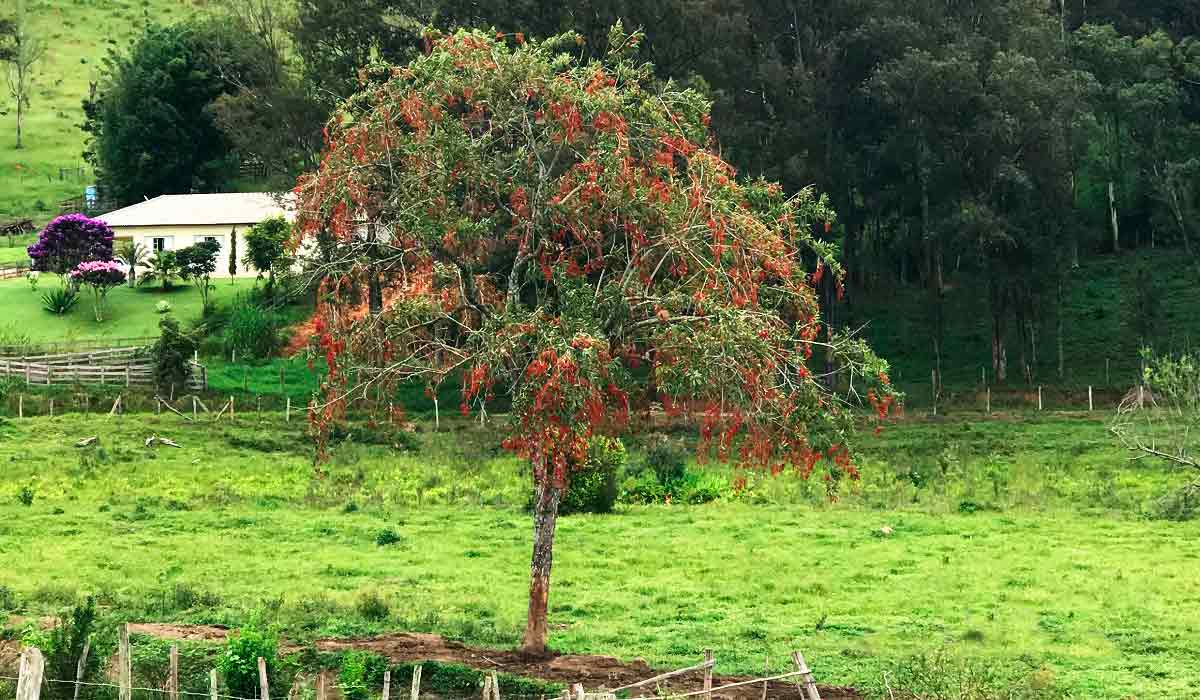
[195,235,221,249]
[152,237,168,253]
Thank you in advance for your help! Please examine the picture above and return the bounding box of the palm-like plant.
[116,241,149,287]
[139,250,182,291]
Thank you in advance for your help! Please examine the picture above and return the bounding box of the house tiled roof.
[98,193,294,227]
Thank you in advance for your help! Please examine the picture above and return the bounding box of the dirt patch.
[126,625,862,700]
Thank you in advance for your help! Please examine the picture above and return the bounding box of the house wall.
[111,224,263,279]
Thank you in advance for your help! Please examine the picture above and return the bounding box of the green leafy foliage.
[217,624,278,700]
[150,316,199,392]
[243,217,291,291]
[559,437,624,515]
[41,285,79,315]
[338,651,389,700]
[177,240,221,310]
[82,21,272,205]
[222,299,282,361]
[140,251,182,291]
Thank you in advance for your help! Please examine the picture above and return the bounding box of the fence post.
[24,356,29,385]
[46,364,51,386]
[126,363,131,387]
[169,644,180,700]
[382,670,391,700]
[119,624,132,700]
[1088,386,1093,412]
[18,394,23,418]
[931,370,938,416]
[492,672,501,700]
[1038,386,1043,411]
[210,669,219,700]
[72,638,91,700]
[231,396,235,421]
[286,397,291,423]
[761,656,769,700]
[703,650,714,700]
[257,657,270,700]
[49,399,54,418]
[986,387,991,415]
[410,665,422,700]
[791,651,820,700]
[193,396,198,418]
[17,646,45,700]
[317,672,326,700]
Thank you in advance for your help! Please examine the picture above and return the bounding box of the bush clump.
[223,298,283,361]
[560,436,625,515]
[218,623,278,700]
[151,316,199,392]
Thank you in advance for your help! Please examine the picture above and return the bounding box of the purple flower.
[28,214,115,275]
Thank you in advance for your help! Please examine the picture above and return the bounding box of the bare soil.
[124,624,863,700]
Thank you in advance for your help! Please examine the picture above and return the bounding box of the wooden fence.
[0,347,206,391]
[0,337,158,356]
[9,632,826,700]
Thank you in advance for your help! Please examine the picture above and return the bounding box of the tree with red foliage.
[295,24,898,656]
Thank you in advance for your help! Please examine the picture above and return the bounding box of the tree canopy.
[296,24,897,655]
[82,21,269,205]
[27,214,114,276]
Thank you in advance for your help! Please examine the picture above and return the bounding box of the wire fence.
[4,642,825,700]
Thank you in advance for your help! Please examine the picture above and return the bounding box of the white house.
[98,192,294,278]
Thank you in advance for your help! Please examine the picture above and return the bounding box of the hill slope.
[0,0,201,225]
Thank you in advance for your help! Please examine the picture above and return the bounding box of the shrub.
[26,270,40,292]
[42,285,79,315]
[218,624,278,700]
[560,436,624,515]
[223,299,282,360]
[338,651,389,700]
[44,598,98,700]
[156,300,172,314]
[151,316,199,392]
[644,437,687,484]
[1150,484,1200,521]
[16,484,34,506]
[355,590,390,622]
[375,527,403,546]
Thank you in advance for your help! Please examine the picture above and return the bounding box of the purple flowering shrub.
[27,214,115,275]
[70,260,127,322]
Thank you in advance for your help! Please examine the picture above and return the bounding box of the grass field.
[0,277,258,344]
[1,413,1196,699]
[0,234,34,266]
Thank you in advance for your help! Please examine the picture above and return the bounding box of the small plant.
[41,285,79,315]
[116,241,148,287]
[26,270,40,291]
[141,250,182,290]
[17,484,35,506]
[338,651,388,700]
[375,527,403,546]
[218,623,278,700]
[156,300,172,314]
[355,590,390,621]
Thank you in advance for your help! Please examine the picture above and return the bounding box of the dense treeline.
[82,0,1200,387]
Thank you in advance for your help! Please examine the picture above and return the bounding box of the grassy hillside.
[0,277,257,344]
[0,0,202,225]
[0,413,1196,698]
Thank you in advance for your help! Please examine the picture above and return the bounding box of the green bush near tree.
[559,437,625,515]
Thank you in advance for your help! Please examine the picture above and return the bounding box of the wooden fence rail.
[0,356,206,390]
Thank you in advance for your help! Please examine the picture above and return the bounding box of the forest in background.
[6,0,1200,392]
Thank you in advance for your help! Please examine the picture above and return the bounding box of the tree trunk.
[521,481,562,656]
[1108,180,1120,253]
[369,273,383,315]
[15,96,23,150]
[1056,277,1065,380]
[991,282,1008,384]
